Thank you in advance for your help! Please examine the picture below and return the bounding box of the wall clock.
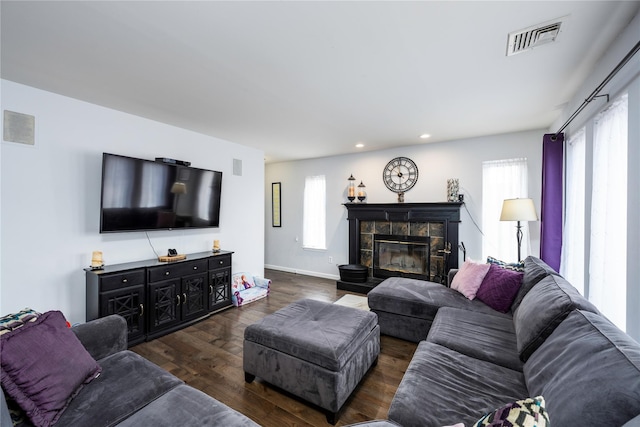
[383,156,418,202]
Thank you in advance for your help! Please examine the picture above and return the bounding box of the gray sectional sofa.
[1,315,259,427]
[367,256,640,427]
[4,257,638,427]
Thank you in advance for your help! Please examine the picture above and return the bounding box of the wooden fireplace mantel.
[343,202,463,278]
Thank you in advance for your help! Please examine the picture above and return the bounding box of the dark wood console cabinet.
[86,251,233,346]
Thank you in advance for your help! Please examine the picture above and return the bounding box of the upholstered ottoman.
[243,298,380,424]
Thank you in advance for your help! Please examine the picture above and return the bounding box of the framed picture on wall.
[272,182,281,227]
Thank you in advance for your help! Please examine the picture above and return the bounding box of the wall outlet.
[328,256,333,264]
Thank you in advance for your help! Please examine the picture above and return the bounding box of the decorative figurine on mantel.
[357,181,367,202]
[347,174,356,202]
[447,178,459,202]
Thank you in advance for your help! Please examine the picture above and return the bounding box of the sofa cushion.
[511,256,559,312]
[388,342,528,427]
[72,314,128,361]
[368,277,510,321]
[0,311,102,427]
[475,264,523,313]
[524,310,640,426]
[55,350,183,427]
[473,396,549,427]
[622,416,640,427]
[450,259,490,300]
[427,307,522,371]
[369,277,512,342]
[371,309,433,343]
[513,274,599,362]
[115,384,261,427]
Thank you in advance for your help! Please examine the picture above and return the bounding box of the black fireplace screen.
[373,234,430,280]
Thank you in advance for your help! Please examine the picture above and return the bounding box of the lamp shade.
[500,198,538,221]
[171,182,187,194]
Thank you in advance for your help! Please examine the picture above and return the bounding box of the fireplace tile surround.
[362,222,444,280]
[341,202,462,291]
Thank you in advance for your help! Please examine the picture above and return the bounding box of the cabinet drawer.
[209,255,231,270]
[148,259,208,283]
[100,269,145,292]
[183,259,208,277]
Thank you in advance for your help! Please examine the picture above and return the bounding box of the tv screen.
[100,153,222,233]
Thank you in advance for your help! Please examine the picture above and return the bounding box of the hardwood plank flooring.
[131,270,417,426]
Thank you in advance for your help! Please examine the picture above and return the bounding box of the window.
[303,175,326,250]
[482,158,529,261]
[560,128,586,295]
[589,93,628,330]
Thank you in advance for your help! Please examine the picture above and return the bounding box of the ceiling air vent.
[507,18,565,56]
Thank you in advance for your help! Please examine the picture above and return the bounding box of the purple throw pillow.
[0,311,102,427]
[476,264,524,313]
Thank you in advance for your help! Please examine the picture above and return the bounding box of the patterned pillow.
[473,396,549,427]
[0,308,40,336]
[487,256,525,272]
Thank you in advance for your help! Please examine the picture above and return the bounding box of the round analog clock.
[383,157,419,194]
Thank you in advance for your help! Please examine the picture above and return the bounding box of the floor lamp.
[500,198,538,262]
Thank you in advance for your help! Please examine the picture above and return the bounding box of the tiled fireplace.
[373,234,430,280]
[340,202,462,292]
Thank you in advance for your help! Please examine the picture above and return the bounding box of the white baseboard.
[264,264,340,281]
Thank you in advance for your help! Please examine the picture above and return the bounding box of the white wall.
[0,80,265,324]
[265,130,543,279]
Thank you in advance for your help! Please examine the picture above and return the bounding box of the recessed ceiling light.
[355,143,365,148]
[420,134,431,139]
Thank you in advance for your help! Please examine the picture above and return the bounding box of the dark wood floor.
[131,270,417,427]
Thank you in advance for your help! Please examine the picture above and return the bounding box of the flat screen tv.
[100,153,222,233]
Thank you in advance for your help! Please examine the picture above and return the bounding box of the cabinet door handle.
[209,285,213,295]
[165,271,170,276]
[219,260,224,265]
[183,293,187,304]
[139,304,144,316]
[193,266,198,270]
[122,278,128,283]
[176,294,181,306]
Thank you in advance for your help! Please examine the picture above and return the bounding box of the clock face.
[383,157,419,193]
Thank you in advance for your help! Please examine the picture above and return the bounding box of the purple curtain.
[540,133,564,272]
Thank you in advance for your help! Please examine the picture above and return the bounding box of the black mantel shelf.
[343,202,463,220]
[343,202,463,283]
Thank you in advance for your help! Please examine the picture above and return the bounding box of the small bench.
[243,298,380,424]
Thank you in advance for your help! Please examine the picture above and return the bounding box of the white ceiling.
[2,1,638,163]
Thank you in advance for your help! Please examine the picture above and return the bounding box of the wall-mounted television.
[100,153,222,233]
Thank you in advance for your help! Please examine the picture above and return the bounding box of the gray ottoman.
[243,298,380,424]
